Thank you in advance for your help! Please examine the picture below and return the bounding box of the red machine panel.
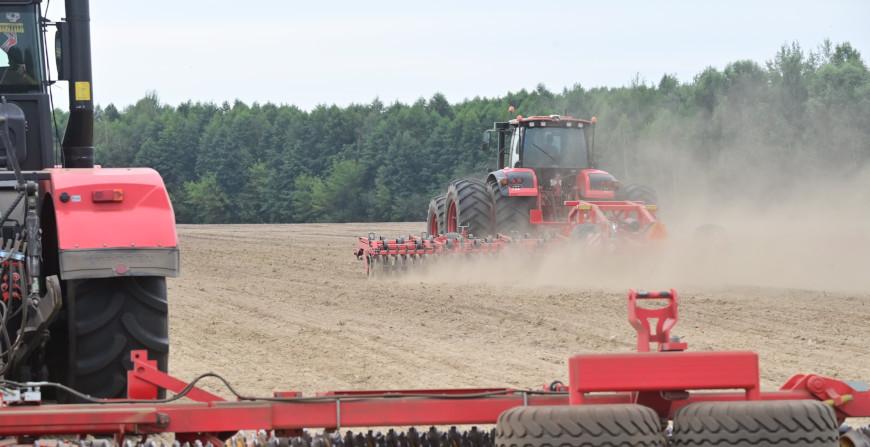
[45,168,178,250]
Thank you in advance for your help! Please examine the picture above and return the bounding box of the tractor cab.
[0,3,44,92]
[484,115,620,216]
[506,115,591,170]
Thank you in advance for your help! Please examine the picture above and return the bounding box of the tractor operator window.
[521,127,588,168]
[509,128,522,168]
[0,5,43,90]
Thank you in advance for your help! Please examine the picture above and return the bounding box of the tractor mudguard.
[488,168,538,197]
[44,167,179,280]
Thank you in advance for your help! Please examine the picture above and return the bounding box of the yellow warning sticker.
[75,81,91,101]
[0,23,24,33]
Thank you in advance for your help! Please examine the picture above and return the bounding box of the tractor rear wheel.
[495,404,666,447]
[427,194,446,236]
[445,178,492,236]
[671,400,838,446]
[621,184,658,205]
[64,276,169,400]
[488,180,535,235]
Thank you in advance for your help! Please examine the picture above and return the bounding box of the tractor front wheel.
[64,276,169,400]
[495,404,666,447]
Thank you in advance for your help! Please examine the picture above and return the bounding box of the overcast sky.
[46,0,870,110]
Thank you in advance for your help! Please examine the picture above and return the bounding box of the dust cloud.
[405,168,870,293]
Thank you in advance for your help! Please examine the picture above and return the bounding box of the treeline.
[82,41,868,223]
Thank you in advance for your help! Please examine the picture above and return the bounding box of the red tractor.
[0,0,177,400]
[428,115,662,242]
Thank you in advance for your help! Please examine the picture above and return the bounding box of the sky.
[44,0,870,110]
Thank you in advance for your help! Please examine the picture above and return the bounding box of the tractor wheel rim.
[446,202,457,233]
[428,211,439,235]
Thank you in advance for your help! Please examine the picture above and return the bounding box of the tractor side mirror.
[54,22,72,81]
[481,131,491,151]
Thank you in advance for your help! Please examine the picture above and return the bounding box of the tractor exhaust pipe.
[60,0,94,168]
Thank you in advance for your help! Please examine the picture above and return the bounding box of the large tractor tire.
[427,194,446,236]
[496,404,666,447]
[445,178,492,236]
[621,184,658,205]
[488,180,536,235]
[671,400,839,446]
[65,276,169,400]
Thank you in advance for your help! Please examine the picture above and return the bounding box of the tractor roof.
[509,115,595,126]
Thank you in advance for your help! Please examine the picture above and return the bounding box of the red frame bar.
[568,351,762,405]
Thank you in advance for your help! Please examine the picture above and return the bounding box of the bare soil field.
[168,223,869,397]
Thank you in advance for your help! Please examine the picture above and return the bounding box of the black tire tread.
[427,194,446,235]
[496,404,666,447]
[671,400,838,446]
[621,184,658,205]
[446,178,492,236]
[67,276,169,399]
[489,180,536,235]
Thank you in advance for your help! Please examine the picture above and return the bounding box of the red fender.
[44,167,179,279]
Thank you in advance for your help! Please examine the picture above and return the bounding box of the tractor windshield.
[0,4,43,92]
[522,127,588,168]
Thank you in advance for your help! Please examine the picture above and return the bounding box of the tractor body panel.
[44,167,179,279]
[487,168,538,197]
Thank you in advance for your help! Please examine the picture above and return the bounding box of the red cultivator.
[355,199,666,276]
[1,289,868,446]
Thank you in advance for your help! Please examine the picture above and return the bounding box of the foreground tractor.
[0,288,867,446]
[0,0,177,400]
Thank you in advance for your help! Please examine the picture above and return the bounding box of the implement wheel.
[488,180,535,235]
[671,400,838,446]
[621,183,658,205]
[445,178,492,236]
[64,277,169,400]
[427,194,446,236]
[495,404,666,447]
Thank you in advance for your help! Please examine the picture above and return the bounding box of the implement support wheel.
[495,404,666,447]
[671,400,839,446]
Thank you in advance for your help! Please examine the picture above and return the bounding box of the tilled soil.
[168,223,869,398]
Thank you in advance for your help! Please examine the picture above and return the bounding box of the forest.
[73,41,869,223]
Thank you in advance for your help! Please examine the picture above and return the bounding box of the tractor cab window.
[508,127,522,168]
[0,5,43,91]
[521,127,588,168]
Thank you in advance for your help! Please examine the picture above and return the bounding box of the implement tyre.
[64,276,169,400]
[488,180,535,235]
[621,184,658,205]
[495,404,666,447]
[671,400,839,446]
[445,178,492,236]
[427,194,446,236]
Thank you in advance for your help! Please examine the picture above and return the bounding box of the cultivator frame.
[356,199,666,276]
[0,289,868,444]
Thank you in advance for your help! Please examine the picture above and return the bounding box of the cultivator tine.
[222,428,494,447]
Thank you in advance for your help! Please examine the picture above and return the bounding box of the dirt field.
[167,223,869,399]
